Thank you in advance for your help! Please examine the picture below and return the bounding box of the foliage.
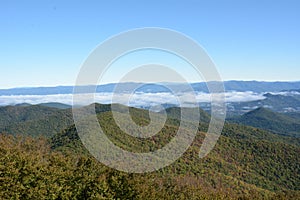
[0,105,74,137]
[228,107,300,137]
[1,104,300,199]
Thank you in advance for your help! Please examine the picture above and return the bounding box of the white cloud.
[0,91,267,107]
[224,91,266,102]
[0,94,74,106]
[270,91,300,96]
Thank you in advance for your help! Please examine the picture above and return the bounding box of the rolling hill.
[228,107,300,137]
[1,104,300,199]
[50,107,300,196]
[0,105,74,137]
[38,102,72,109]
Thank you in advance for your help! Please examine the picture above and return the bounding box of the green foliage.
[1,104,300,199]
[0,105,74,137]
[229,107,300,137]
[38,102,72,109]
[0,134,134,199]
[163,107,211,123]
[2,132,299,199]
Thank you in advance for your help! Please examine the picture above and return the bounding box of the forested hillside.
[0,105,73,137]
[1,104,299,199]
[228,107,300,137]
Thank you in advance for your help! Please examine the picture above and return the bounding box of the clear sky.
[1,0,300,88]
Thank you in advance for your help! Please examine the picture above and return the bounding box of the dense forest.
[228,107,300,137]
[0,104,299,199]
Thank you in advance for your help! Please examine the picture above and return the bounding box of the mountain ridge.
[1,81,300,95]
[228,107,300,137]
[1,103,300,199]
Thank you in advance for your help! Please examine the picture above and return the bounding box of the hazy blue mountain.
[221,81,300,92]
[0,86,75,95]
[1,81,300,95]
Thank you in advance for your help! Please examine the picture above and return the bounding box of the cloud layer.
[0,91,267,107]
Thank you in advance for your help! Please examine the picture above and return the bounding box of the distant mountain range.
[2,91,300,117]
[1,81,300,120]
[1,81,300,95]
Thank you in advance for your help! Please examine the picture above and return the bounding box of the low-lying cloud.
[0,91,267,107]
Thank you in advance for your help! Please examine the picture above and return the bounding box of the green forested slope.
[51,109,300,197]
[228,107,300,137]
[0,103,112,137]
[1,104,300,199]
[0,105,74,137]
[0,105,61,127]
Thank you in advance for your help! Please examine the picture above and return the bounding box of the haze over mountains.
[1,81,300,116]
[1,81,300,95]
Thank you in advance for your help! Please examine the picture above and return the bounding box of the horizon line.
[1,79,300,90]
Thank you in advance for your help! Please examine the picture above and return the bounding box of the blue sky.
[0,0,300,88]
